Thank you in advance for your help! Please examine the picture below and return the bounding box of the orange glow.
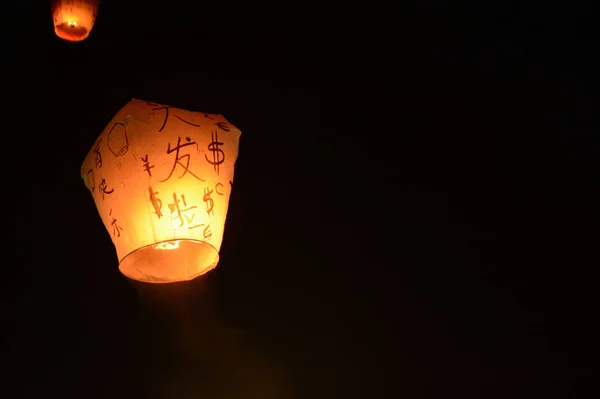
[81,99,242,283]
[154,240,181,251]
[51,0,99,42]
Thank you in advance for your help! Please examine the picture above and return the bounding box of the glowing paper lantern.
[51,0,99,42]
[81,99,242,283]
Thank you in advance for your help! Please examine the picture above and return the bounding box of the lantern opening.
[119,239,219,284]
[54,21,90,42]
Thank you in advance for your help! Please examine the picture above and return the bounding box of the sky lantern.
[51,0,99,42]
[81,99,242,283]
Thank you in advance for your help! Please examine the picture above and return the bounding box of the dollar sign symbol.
[148,186,163,219]
[205,131,225,175]
[203,225,212,239]
[203,187,214,216]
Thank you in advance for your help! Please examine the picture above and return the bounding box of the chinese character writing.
[99,178,114,199]
[215,121,230,131]
[109,209,123,237]
[152,105,172,132]
[152,105,201,131]
[160,136,204,182]
[94,139,102,168]
[175,115,200,127]
[141,154,154,177]
[168,193,203,229]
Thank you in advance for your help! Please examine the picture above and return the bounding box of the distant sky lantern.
[81,99,242,283]
[51,0,99,42]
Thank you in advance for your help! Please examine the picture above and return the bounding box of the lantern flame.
[154,241,181,251]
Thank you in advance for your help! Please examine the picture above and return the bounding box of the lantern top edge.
[79,98,242,178]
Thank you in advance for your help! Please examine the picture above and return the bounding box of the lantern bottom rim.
[118,239,219,284]
[54,24,90,42]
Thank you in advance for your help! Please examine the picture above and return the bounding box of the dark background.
[2,1,597,398]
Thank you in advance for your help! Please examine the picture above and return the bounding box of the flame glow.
[154,241,180,251]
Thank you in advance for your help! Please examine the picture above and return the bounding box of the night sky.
[3,2,597,398]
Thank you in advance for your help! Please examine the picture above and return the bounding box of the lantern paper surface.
[81,99,242,283]
[51,0,99,42]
